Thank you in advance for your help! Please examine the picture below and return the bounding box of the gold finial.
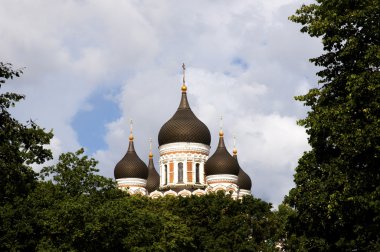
[149,138,153,158]
[233,135,237,156]
[219,115,224,137]
[181,63,187,92]
[129,119,134,141]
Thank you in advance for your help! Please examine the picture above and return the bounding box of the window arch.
[195,163,200,183]
[164,165,168,185]
[178,162,184,183]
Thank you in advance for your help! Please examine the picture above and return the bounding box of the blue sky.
[1,0,320,206]
[72,88,121,153]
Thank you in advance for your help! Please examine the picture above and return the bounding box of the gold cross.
[129,119,133,134]
[182,63,186,85]
[219,115,223,130]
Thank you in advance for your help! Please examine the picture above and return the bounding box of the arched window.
[196,163,200,183]
[164,165,168,185]
[178,162,183,183]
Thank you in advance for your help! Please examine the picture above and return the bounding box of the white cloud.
[1,0,321,206]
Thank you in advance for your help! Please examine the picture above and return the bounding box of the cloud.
[1,0,320,206]
[94,66,310,206]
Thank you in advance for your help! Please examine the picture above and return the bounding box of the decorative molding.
[206,174,238,184]
[163,189,178,197]
[149,190,164,199]
[192,189,206,196]
[116,178,147,187]
[239,189,251,197]
[178,189,192,197]
[159,142,210,156]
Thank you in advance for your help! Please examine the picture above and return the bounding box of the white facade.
[206,174,239,199]
[158,142,210,190]
[116,178,148,196]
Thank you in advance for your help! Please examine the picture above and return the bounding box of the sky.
[0,0,322,207]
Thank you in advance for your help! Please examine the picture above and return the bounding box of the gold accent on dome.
[219,129,224,137]
[181,84,187,92]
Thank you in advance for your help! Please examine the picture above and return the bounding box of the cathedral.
[114,65,252,199]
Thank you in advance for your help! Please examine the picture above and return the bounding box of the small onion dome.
[233,153,252,190]
[114,136,148,179]
[237,167,252,190]
[233,148,252,190]
[158,88,211,146]
[205,130,240,176]
[146,152,160,193]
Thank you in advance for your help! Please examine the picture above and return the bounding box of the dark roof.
[235,156,252,190]
[114,140,148,179]
[146,156,160,193]
[158,91,211,146]
[205,133,240,176]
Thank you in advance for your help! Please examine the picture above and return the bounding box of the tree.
[161,193,278,251]
[0,62,53,250]
[40,148,117,198]
[0,62,53,204]
[286,0,380,250]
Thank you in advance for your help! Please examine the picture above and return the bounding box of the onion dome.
[146,141,160,193]
[205,130,240,176]
[114,127,148,180]
[233,150,252,190]
[158,64,211,146]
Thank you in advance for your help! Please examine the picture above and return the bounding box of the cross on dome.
[219,115,224,137]
[129,119,134,141]
[181,63,187,92]
[233,134,237,156]
[149,138,153,158]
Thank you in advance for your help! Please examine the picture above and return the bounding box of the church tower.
[114,64,252,198]
[114,121,149,195]
[233,139,252,198]
[157,64,211,196]
[145,138,160,194]
[205,126,240,198]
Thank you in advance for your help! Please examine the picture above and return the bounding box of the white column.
[160,163,163,185]
[184,157,188,183]
[200,160,205,184]
[162,163,166,186]
[192,159,196,184]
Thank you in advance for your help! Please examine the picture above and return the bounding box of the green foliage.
[286,0,380,250]
[40,148,117,197]
[0,62,23,85]
[0,62,53,204]
[1,186,279,251]
[0,62,281,250]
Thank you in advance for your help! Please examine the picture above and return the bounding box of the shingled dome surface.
[158,92,211,146]
[146,157,160,193]
[237,166,252,190]
[205,134,240,176]
[114,141,148,179]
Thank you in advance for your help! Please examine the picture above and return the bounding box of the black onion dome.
[205,132,240,176]
[158,91,211,146]
[146,155,160,193]
[234,156,252,190]
[237,167,252,190]
[114,140,148,179]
